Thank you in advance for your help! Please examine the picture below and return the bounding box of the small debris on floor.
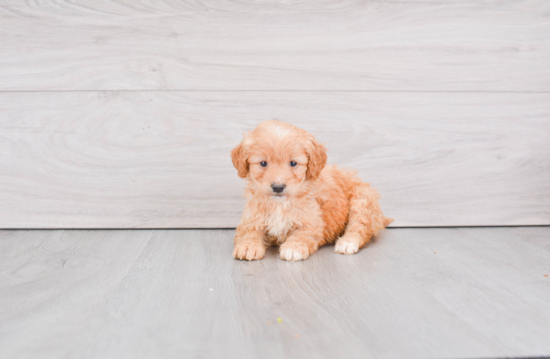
[294,334,301,339]
[277,318,282,323]
[544,275,549,277]
[266,321,272,324]
[433,252,437,254]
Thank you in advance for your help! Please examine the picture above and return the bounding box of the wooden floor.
[1,227,549,359]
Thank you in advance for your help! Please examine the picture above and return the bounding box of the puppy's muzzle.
[271,183,286,194]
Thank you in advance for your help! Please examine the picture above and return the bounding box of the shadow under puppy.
[231,120,392,261]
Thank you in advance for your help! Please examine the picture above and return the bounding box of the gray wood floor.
[1,227,549,359]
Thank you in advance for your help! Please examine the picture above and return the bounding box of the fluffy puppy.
[231,120,392,261]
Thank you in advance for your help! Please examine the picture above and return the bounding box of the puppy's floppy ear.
[231,139,250,179]
[305,136,327,180]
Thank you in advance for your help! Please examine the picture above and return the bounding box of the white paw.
[279,245,309,261]
[334,241,359,255]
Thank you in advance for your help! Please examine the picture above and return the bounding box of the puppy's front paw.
[280,242,310,261]
[233,242,266,261]
[334,237,360,255]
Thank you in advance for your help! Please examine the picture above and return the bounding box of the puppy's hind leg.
[335,183,392,255]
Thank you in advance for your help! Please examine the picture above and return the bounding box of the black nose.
[271,183,286,193]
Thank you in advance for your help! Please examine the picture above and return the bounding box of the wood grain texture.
[0,0,549,91]
[1,228,549,359]
[1,91,549,228]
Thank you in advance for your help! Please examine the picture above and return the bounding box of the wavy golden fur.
[231,120,392,261]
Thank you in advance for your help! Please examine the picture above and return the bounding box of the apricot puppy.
[231,120,392,261]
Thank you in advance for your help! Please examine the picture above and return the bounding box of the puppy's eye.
[290,161,297,167]
[260,161,267,167]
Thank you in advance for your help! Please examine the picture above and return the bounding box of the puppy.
[231,120,392,261]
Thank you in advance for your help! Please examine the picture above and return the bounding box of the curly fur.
[231,120,392,261]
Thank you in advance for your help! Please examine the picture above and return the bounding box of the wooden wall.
[1,1,549,228]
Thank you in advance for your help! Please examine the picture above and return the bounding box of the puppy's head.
[231,120,327,199]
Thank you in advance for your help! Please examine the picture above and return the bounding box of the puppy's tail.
[383,217,394,227]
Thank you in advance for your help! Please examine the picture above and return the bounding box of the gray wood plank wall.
[1,0,549,91]
[1,1,549,228]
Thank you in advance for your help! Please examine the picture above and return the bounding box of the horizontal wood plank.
[0,0,549,91]
[1,91,548,228]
